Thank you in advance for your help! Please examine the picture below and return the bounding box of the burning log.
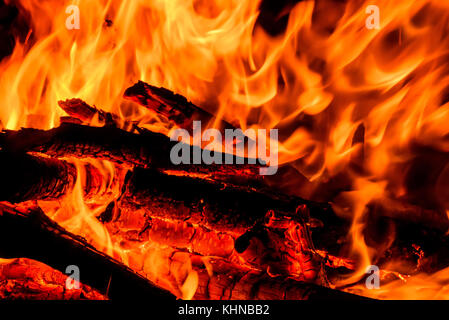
[0,202,174,300]
[124,81,258,154]
[1,108,435,299]
[58,98,266,183]
[0,123,261,183]
[105,242,360,300]
[0,145,349,280]
[0,123,164,168]
[0,146,365,300]
[0,151,77,203]
[0,202,362,300]
[0,258,106,300]
[114,167,449,279]
[111,168,336,282]
[106,213,237,259]
[373,198,449,232]
[58,98,123,125]
[0,149,351,295]
[0,151,108,203]
[58,98,138,132]
[119,168,311,234]
[124,81,236,132]
[190,256,359,300]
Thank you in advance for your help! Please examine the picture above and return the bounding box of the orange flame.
[3,0,449,299]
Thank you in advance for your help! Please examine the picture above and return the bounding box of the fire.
[2,0,449,299]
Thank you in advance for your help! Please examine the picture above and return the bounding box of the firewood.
[124,81,257,153]
[0,150,349,279]
[0,151,77,203]
[118,168,322,234]
[113,168,336,281]
[115,168,449,278]
[119,246,360,300]
[106,209,326,283]
[0,148,346,286]
[189,256,360,300]
[0,151,108,203]
[0,257,106,300]
[0,204,362,300]
[104,201,354,274]
[2,128,442,294]
[0,202,174,300]
[104,212,237,259]
[58,98,138,132]
[124,81,236,132]
[0,123,262,183]
[0,149,348,282]
[57,99,264,183]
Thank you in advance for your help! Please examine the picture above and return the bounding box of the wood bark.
[0,151,108,203]
[1,119,436,299]
[116,168,339,254]
[58,98,138,132]
[0,149,351,277]
[0,202,365,300]
[114,167,449,278]
[108,168,355,281]
[0,151,77,203]
[124,80,236,132]
[0,257,106,300]
[0,151,359,299]
[0,123,262,183]
[190,256,361,300]
[124,81,258,154]
[0,202,174,301]
[119,168,326,234]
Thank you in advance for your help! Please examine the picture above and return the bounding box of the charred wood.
[0,203,174,301]
[0,151,77,203]
[119,168,313,234]
[0,151,108,203]
[191,256,361,300]
[58,98,138,132]
[123,247,362,300]
[124,81,236,132]
[0,203,363,300]
[114,168,341,281]
[0,257,106,300]
[0,123,262,183]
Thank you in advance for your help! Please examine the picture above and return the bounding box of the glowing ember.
[1,0,449,300]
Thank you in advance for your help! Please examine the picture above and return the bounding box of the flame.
[3,0,449,299]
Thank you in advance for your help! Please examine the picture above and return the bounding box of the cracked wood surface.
[0,257,106,300]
